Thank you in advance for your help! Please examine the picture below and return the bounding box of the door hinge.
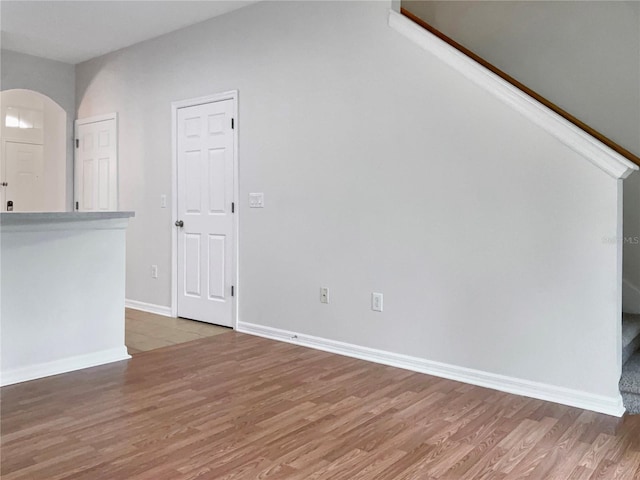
[75,139,79,148]
[231,285,235,297]
[75,201,79,210]
[231,118,234,129]
[231,202,235,213]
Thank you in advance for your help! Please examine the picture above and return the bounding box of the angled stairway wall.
[400,0,640,313]
[77,0,635,416]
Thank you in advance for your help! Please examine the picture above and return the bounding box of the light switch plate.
[249,193,264,208]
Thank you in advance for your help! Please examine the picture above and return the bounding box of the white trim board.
[0,347,130,387]
[125,299,173,317]
[387,10,638,181]
[75,112,117,126]
[170,90,239,328]
[237,321,625,417]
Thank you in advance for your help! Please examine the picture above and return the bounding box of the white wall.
[0,214,131,385]
[625,173,640,313]
[402,0,640,311]
[42,95,66,211]
[76,1,623,405]
[1,50,76,210]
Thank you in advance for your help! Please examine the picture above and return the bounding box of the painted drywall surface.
[624,172,640,312]
[76,1,622,399]
[624,278,640,314]
[42,96,67,211]
[1,49,75,210]
[401,0,640,310]
[1,218,128,378]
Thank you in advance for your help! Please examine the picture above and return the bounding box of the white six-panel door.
[75,115,118,211]
[176,99,235,326]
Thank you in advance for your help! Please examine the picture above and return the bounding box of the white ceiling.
[0,1,257,65]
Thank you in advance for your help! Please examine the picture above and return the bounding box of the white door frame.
[74,112,119,210]
[171,90,239,328]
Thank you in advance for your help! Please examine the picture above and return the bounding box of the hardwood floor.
[2,332,640,479]
[125,308,230,354]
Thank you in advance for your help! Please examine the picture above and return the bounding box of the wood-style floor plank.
[2,332,640,479]
[125,308,230,355]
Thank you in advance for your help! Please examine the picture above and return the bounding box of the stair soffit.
[388,10,639,181]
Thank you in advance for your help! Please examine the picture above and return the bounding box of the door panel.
[208,235,226,299]
[184,233,202,297]
[185,150,202,212]
[208,148,227,213]
[82,159,94,209]
[98,158,111,209]
[177,99,235,327]
[75,116,117,211]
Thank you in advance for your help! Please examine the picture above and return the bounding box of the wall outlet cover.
[372,292,383,312]
[320,287,329,304]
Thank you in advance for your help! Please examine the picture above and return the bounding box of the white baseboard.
[1,347,131,387]
[623,279,640,314]
[237,321,625,417]
[125,299,173,317]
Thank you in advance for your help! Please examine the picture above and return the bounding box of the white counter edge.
[0,211,135,232]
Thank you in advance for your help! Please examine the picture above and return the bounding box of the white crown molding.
[388,10,638,180]
[238,321,625,417]
[0,347,130,387]
[125,299,173,317]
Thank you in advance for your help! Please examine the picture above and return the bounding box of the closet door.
[75,115,118,211]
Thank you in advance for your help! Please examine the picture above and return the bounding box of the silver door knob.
[175,220,184,227]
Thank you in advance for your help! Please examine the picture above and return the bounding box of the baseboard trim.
[1,347,131,387]
[125,299,173,317]
[623,279,640,314]
[237,321,625,417]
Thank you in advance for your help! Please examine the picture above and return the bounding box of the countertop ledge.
[1,211,135,225]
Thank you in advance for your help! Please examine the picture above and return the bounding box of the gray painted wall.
[76,1,623,402]
[1,49,76,210]
[403,0,640,310]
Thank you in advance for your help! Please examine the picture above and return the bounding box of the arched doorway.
[1,89,67,212]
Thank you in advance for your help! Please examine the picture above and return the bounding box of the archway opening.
[1,89,67,212]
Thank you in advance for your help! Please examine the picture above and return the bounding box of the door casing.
[171,91,239,328]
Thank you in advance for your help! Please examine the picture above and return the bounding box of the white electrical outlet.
[151,265,158,279]
[320,287,329,304]
[372,292,383,312]
[160,194,167,208]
